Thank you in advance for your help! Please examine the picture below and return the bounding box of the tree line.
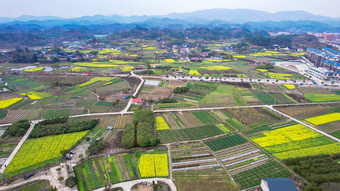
[121,110,159,148]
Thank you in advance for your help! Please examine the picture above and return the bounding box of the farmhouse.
[132,98,142,105]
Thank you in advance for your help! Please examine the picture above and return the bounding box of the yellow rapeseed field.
[0,98,23,108]
[284,84,296,90]
[78,77,116,87]
[189,70,200,76]
[23,67,45,72]
[253,124,321,147]
[305,113,340,125]
[156,117,170,130]
[138,154,169,178]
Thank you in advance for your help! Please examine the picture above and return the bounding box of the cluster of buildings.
[305,47,340,81]
[313,33,340,42]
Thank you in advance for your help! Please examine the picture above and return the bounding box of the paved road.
[94,178,177,191]
[0,120,39,174]
[267,106,340,142]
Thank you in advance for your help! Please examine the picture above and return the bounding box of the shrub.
[65,176,77,187]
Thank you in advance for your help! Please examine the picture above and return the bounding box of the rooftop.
[262,178,297,191]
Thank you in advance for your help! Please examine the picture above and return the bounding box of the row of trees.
[29,118,98,138]
[2,120,30,137]
[122,110,159,148]
[284,154,340,191]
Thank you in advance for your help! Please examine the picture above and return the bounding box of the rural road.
[0,120,40,174]
[93,178,177,191]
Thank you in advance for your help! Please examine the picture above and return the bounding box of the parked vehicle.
[24,173,34,180]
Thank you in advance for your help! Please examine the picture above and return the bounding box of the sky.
[0,0,339,18]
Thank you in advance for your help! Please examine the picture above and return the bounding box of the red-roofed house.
[132,98,142,105]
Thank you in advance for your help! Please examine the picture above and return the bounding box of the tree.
[137,122,159,147]
[2,120,30,138]
[58,176,64,183]
[133,110,154,126]
[87,139,104,155]
[173,87,189,94]
[121,123,135,148]
[65,176,77,187]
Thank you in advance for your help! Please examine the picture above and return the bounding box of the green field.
[304,94,340,102]
[252,91,276,104]
[204,134,247,151]
[157,125,224,143]
[192,111,220,125]
[232,162,291,189]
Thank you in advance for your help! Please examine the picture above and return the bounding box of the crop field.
[172,93,204,101]
[218,111,246,130]
[223,107,282,126]
[171,142,224,176]
[74,154,138,191]
[209,140,291,189]
[271,93,294,104]
[204,135,247,151]
[305,112,340,125]
[304,93,340,102]
[252,91,276,104]
[275,104,338,119]
[138,154,168,177]
[155,116,170,130]
[0,109,35,124]
[5,131,88,178]
[44,109,70,119]
[176,112,204,128]
[21,91,53,100]
[192,111,221,125]
[242,121,297,135]
[77,77,117,87]
[157,125,224,143]
[0,98,23,108]
[330,130,340,138]
[237,89,260,104]
[251,124,340,160]
[232,161,291,189]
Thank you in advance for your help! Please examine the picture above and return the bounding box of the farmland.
[1,36,340,191]
[157,125,224,143]
[171,142,232,190]
[74,149,168,191]
[74,154,138,191]
[251,124,339,160]
[5,131,88,178]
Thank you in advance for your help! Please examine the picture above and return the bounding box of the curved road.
[94,178,177,191]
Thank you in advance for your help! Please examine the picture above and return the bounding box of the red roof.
[132,98,142,103]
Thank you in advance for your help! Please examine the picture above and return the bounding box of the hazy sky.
[0,0,339,18]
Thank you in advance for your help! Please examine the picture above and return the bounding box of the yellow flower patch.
[199,66,232,70]
[305,113,340,125]
[284,84,295,90]
[23,67,45,72]
[156,117,170,130]
[189,70,200,76]
[0,98,23,108]
[21,91,53,100]
[77,77,116,87]
[138,154,168,178]
[253,124,321,147]
[165,59,175,63]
